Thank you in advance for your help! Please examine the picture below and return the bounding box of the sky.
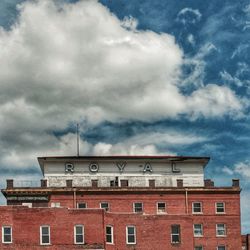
[0,0,249,233]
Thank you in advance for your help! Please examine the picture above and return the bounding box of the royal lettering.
[143,163,152,172]
[89,163,99,172]
[65,163,74,173]
[171,162,180,173]
[116,162,126,173]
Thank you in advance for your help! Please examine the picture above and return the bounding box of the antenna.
[76,123,80,157]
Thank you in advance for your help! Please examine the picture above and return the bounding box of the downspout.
[185,189,188,214]
[73,188,76,208]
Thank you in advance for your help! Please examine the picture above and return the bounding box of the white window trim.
[106,225,114,244]
[77,202,87,209]
[133,202,143,213]
[100,202,109,211]
[194,246,203,250]
[157,202,166,214]
[40,225,50,245]
[217,246,226,250]
[193,224,203,237]
[215,202,225,214]
[74,225,84,244]
[216,224,226,237]
[126,225,136,244]
[2,226,12,244]
[171,225,181,244]
[51,202,60,208]
[192,202,203,214]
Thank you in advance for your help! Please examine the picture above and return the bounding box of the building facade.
[0,156,242,249]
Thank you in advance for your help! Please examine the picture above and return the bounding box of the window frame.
[74,225,84,244]
[192,202,202,214]
[106,225,114,244]
[194,246,203,250]
[133,202,143,213]
[193,224,203,237]
[2,226,12,244]
[216,202,225,214]
[77,202,87,209]
[216,224,226,237]
[51,202,60,208]
[171,224,181,244]
[217,246,226,250]
[100,202,110,211]
[40,225,50,245]
[157,202,166,214]
[126,225,136,245]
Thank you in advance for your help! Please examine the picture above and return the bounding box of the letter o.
[89,163,99,173]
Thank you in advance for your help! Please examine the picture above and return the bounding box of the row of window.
[0,224,227,246]
[194,224,226,237]
[55,201,225,214]
[195,247,226,250]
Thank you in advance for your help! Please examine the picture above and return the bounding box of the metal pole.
[77,123,79,157]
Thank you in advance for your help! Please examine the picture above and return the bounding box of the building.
[0,155,242,249]
[242,234,250,250]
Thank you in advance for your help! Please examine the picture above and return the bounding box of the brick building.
[0,155,242,249]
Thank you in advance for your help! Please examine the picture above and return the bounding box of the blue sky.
[0,0,249,233]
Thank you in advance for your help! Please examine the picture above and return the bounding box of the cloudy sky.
[0,0,249,232]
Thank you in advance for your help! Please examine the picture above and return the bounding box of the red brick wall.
[0,190,242,250]
[0,206,104,249]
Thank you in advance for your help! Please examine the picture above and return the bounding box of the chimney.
[40,179,47,188]
[204,179,214,187]
[6,179,14,189]
[66,179,73,188]
[232,179,240,187]
[91,180,98,188]
[177,179,183,188]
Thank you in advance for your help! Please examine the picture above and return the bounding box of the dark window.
[40,226,50,245]
[157,202,166,213]
[77,203,87,209]
[100,202,109,211]
[106,225,113,244]
[74,225,84,244]
[171,225,180,244]
[2,226,12,243]
[126,226,136,244]
[192,202,202,213]
[216,202,225,213]
[133,202,143,213]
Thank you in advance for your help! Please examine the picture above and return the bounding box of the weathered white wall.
[44,160,205,187]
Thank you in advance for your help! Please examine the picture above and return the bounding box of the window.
[194,246,203,250]
[216,224,226,236]
[40,226,50,245]
[157,202,166,213]
[133,202,143,213]
[77,203,87,209]
[74,225,84,244]
[2,226,12,244]
[100,202,109,211]
[216,202,225,213]
[217,246,226,250]
[106,225,113,244]
[171,225,180,244]
[193,224,203,237]
[126,226,136,244]
[192,202,202,213]
[51,202,60,208]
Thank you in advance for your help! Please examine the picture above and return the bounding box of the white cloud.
[234,161,250,178]
[0,0,244,175]
[177,8,202,24]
